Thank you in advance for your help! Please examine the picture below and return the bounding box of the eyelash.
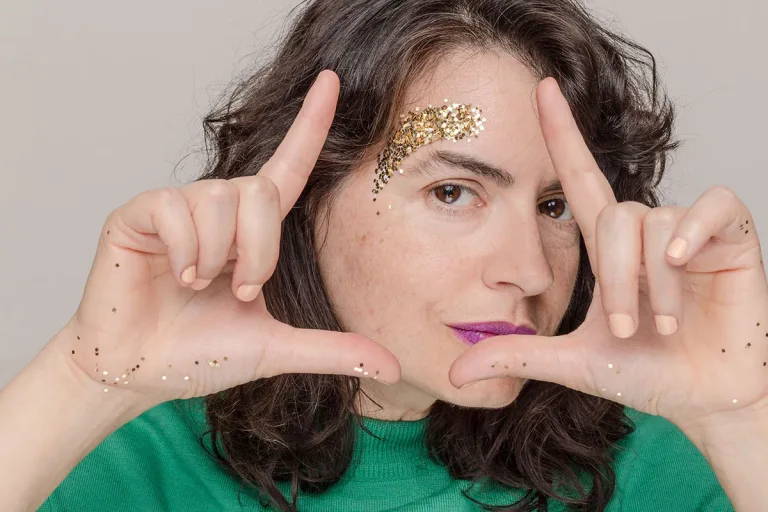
[427,182,575,226]
[427,183,480,216]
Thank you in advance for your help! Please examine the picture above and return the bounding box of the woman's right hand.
[61,70,400,408]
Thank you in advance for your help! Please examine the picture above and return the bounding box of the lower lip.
[451,328,497,345]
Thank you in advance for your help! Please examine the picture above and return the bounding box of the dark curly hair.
[194,0,678,510]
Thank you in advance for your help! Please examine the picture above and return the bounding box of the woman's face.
[316,51,582,419]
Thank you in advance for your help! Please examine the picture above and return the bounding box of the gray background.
[1,0,766,388]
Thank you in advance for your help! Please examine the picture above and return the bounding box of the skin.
[2,52,765,510]
[316,50,582,420]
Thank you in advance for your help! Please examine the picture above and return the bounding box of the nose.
[481,212,555,296]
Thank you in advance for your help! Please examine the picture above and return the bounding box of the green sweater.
[40,397,733,511]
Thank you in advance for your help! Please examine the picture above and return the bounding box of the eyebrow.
[411,149,564,195]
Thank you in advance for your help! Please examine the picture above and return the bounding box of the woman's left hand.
[450,78,768,435]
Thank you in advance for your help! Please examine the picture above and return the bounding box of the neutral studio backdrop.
[1,1,766,387]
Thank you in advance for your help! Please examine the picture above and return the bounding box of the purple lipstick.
[449,321,537,346]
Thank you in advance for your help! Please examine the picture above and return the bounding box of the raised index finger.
[536,78,617,270]
[257,69,340,217]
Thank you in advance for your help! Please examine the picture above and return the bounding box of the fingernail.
[655,315,679,335]
[181,266,197,284]
[666,237,688,259]
[190,278,212,291]
[609,314,635,338]
[236,284,260,302]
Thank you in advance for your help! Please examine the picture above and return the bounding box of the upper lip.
[449,321,537,336]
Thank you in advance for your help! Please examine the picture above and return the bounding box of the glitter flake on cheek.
[372,101,486,200]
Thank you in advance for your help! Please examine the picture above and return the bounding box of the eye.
[538,197,573,221]
[429,183,480,208]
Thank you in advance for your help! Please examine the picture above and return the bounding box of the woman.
[1,0,764,510]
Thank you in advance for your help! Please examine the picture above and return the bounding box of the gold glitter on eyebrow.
[372,101,485,201]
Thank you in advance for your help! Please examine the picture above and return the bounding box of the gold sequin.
[372,103,485,200]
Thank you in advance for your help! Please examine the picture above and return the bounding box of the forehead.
[400,50,551,175]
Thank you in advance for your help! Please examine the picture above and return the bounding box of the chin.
[439,377,525,409]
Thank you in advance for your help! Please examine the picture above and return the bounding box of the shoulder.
[609,407,734,512]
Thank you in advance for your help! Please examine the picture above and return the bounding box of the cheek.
[541,228,581,306]
[317,203,430,329]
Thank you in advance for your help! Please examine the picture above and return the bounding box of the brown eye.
[538,198,573,220]
[434,184,463,204]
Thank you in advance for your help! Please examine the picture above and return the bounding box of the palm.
[72,250,273,402]
[574,261,768,423]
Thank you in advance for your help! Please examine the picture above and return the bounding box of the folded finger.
[643,207,686,335]
[596,202,648,338]
[117,188,199,286]
[183,180,239,290]
[231,175,282,302]
[665,185,750,266]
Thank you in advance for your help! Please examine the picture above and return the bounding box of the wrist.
[0,325,152,510]
[47,322,156,423]
[677,403,768,459]
[675,404,768,512]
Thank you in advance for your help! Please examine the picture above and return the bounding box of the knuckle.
[104,208,121,227]
[598,201,647,229]
[596,203,622,227]
[273,149,313,175]
[709,185,736,199]
[644,206,679,227]
[154,187,185,210]
[297,107,326,127]
[243,175,280,203]
[202,179,238,202]
[599,274,639,287]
